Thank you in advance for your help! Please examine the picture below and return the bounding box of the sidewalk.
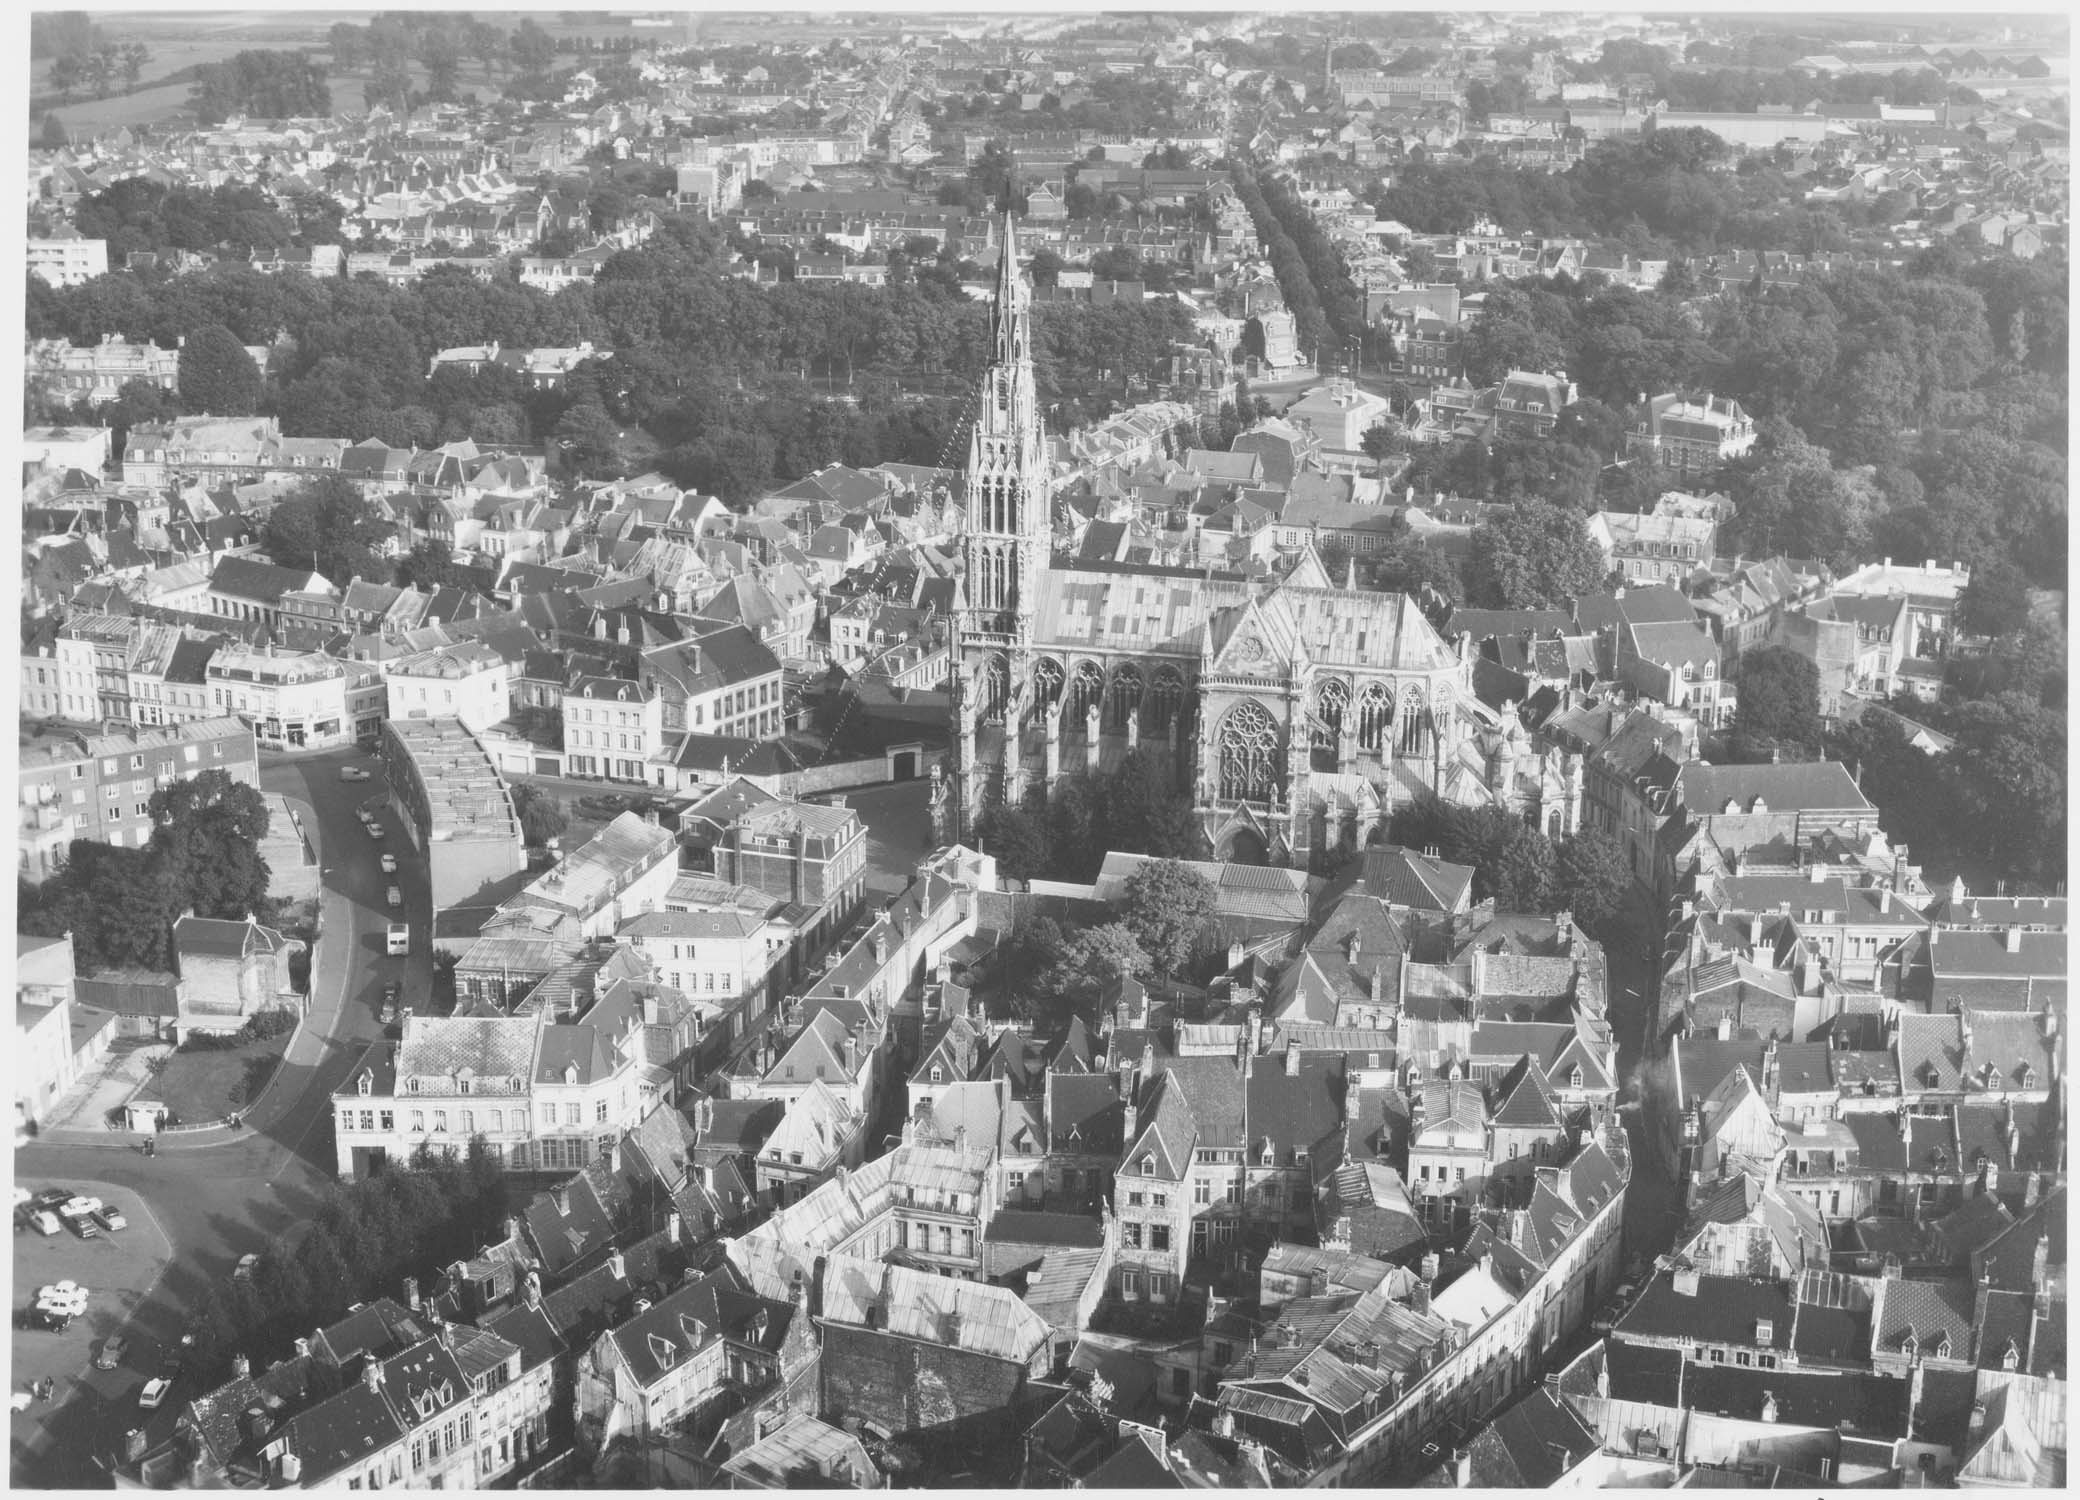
[37,1038,171,1134]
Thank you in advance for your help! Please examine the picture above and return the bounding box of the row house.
[1218,1128,1630,1484]
[330,1001,651,1180]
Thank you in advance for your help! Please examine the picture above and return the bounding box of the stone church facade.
[935,220,1525,869]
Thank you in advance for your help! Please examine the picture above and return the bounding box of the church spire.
[988,210,1031,369]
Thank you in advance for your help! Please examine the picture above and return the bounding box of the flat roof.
[386,717,522,843]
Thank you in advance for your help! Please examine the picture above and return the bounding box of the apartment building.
[564,675,664,783]
[18,716,259,882]
[205,646,356,750]
[387,641,512,734]
[27,235,108,287]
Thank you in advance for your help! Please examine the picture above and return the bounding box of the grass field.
[35,8,689,133]
[147,1033,289,1124]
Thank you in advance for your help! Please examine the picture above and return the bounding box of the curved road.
[12,746,427,1486]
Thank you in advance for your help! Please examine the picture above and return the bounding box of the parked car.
[95,1336,129,1371]
[31,1188,71,1211]
[379,853,398,874]
[95,1204,126,1232]
[339,766,370,782]
[138,1378,172,1411]
[386,885,402,908]
[379,984,399,1025]
[366,821,386,840]
[31,1211,60,1237]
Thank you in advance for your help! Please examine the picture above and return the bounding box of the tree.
[1119,859,1218,978]
[1732,645,1823,761]
[1053,922,1150,993]
[394,540,476,592]
[976,799,1050,881]
[38,113,69,150]
[261,473,393,586]
[1946,692,2065,885]
[176,324,262,415]
[18,841,177,972]
[510,19,556,75]
[118,41,149,88]
[1468,500,1611,609]
[49,54,85,104]
[1360,419,1400,468]
[509,783,568,847]
[149,769,274,923]
[1552,831,1630,938]
[188,49,331,126]
[1956,556,2032,641]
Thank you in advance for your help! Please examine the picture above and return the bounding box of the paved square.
[9,1180,175,1484]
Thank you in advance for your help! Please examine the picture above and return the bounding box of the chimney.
[874,931,889,965]
[1285,1043,1301,1077]
[1453,1448,1473,1488]
[2004,925,2023,954]
[1760,1391,1778,1424]
[1371,964,1385,1006]
[293,1337,312,1358]
[404,1277,420,1311]
[607,1248,626,1282]
[232,1353,251,1379]
[2032,1234,2049,1287]
[361,1360,383,1393]
[667,1211,682,1244]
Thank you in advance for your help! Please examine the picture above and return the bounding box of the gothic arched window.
[1357,681,1393,751]
[1312,677,1350,764]
[1398,686,1430,757]
[1068,659,1105,724]
[1149,665,1187,735]
[1032,657,1064,711]
[978,654,1009,723]
[1106,664,1144,733]
[1217,700,1280,804]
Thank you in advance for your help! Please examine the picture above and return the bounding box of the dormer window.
[2019,1065,2035,1088]
[1900,1330,1917,1358]
[406,1078,419,1094]
[930,1065,942,1084]
[1934,1333,1952,1359]
[1140,1156,1155,1177]
[358,1074,372,1097]
[1570,1066,1583,1089]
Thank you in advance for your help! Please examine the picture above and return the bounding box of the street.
[1603,896,1684,1265]
[10,746,414,1486]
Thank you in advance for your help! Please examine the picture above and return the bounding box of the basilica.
[936,220,1520,869]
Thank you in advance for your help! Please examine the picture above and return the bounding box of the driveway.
[10,746,416,1485]
[843,779,936,895]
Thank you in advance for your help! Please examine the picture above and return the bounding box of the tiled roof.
[395,1015,539,1090]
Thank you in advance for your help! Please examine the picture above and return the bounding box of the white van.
[386,923,409,956]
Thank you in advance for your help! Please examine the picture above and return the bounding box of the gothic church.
[937,219,1511,869]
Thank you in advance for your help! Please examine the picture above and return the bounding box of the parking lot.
[10,1181,177,1482]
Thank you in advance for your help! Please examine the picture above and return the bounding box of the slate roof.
[1361,844,1475,913]
[1047,1071,1124,1154]
[1677,760,1872,816]
[1873,1276,1975,1357]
